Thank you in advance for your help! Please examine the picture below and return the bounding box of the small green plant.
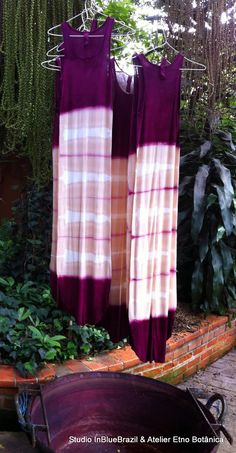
[0,277,121,376]
[178,129,236,314]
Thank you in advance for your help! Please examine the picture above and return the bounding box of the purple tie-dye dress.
[127,53,184,362]
[50,17,114,325]
[50,18,183,363]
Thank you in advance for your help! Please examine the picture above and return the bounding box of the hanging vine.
[0,0,82,186]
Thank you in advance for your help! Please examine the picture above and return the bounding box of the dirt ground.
[172,302,204,336]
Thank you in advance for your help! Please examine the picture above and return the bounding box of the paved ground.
[0,431,39,452]
[177,349,236,452]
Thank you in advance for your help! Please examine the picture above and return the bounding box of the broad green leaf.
[43,334,49,344]
[80,343,91,354]
[28,326,44,341]
[18,307,31,321]
[45,350,57,360]
[219,242,234,280]
[24,361,37,375]
[211,245,223,275]
[178,176,193,196]
[211,245,224,308]
[200,141,212,158]
[217,130,233,141]
[0,277,9,287]
[227,284,236,300]
[7,277,15,287]
[216,226,225,242]
[225,151,236,165]
[38,348,46,359]
[191,260,204,310]
[50,335,66,341]
[213,184,234,235]
[213,159,234,206]
[46,339,61,347]
[199,228,209,263]
[210,213,222,245]
[27,239,42,245]
[206,193,217,209]
[191,164,210,241]
[217,130,235,150]
[180,148,200,167]
[233,262,236,279]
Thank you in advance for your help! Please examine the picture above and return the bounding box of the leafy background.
[178,129,236,315]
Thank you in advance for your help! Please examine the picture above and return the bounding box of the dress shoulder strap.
[101,17,114,57]
[90,18,98,31]
[61,17,114,59]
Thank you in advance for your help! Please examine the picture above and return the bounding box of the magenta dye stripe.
[59,153,110,158]
[129,228,177,239]
[57,236,111,241]
[128,186,178,196]
[130,269,176,282]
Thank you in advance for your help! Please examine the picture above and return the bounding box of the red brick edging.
[0,314,235,410]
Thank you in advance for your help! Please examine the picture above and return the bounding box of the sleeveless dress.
[50,19,99,300]
[86,21,131,339]
[100,59,133,341]
[50,17,114,325]
[127,53,184,362]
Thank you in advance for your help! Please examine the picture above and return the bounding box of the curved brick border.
[0,314,235,410]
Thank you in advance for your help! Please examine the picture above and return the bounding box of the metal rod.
[39,384,51,447]
[186,388,219,438]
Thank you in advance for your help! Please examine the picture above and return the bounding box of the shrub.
[0,277,120,376]
[178,130,236,314]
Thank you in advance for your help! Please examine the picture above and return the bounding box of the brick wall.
[129,316,236,384]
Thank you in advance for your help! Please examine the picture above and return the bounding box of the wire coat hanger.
[47,0,96,38]
[47,0,136,39]
[143,19,206,72]
[41,0,137,71]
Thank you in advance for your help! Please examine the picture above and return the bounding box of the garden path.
[177,348,236,452]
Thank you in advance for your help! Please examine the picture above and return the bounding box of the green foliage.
[0,277,121,376]
[178,128,236,315]
[97,0,155,59]
[0,185,52,282]
[0,0,77,187]
[101,0,136,23]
